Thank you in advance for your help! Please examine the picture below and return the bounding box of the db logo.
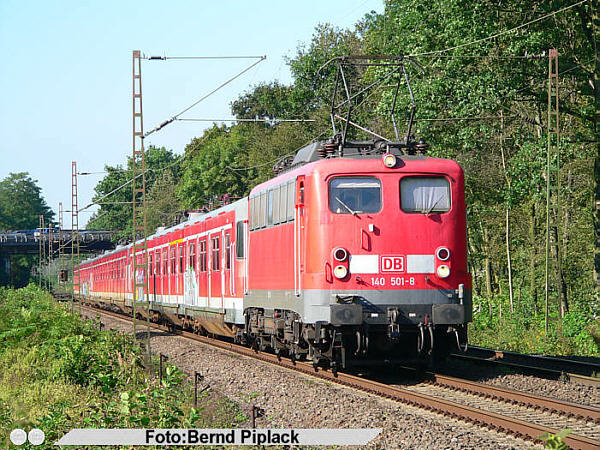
[381,256,405,272]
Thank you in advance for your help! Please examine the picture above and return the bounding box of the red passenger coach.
[76,139,471,370]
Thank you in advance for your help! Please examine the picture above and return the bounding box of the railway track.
[450,346,600,387]
[73,300,600,450]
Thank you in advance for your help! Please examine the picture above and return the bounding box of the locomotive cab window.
[329,177,381,214]
[400,176,451,214]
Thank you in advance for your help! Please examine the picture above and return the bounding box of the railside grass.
[0,284,243,448]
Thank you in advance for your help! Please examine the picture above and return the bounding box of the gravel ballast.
[82,311,550,449]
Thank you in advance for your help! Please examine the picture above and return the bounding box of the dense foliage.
[0,173,54,231]
[86,146,182,242]
[0,173,54,287]
[0,285,246,446]
[88,0,599,354]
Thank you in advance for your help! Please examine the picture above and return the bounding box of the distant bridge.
[0,229,116,255]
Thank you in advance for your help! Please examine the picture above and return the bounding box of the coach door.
[223,230,232,300]
[197,238,208,307]
[209,232,223,308]
[183,239,198,306]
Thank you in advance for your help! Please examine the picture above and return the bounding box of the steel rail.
[428,373,600,422]
[450,348,600,387]
[75,301,599,450]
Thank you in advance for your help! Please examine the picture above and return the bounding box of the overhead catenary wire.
[178,118,316,123]
[410,115,516,122]
[79,153,187,213]
[77,171,115,175]
[144,55,265,60]
[409,0,589,57]
[411,54,549,59]
[143,56,267,138]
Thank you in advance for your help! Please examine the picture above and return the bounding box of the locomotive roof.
[250,151,463,196]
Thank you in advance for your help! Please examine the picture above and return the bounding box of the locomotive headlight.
[436,264,450,278]
[334,265,348,279]
[333,247,348,262]
[382,153,397,168]
[436,247,450,261]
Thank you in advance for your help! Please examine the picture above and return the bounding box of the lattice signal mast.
[58,202,63,284]
[544,49,564,331]
[38,215,45,288]
[47,219,53,290]
[72,161,80,312]
[132,50,151,352]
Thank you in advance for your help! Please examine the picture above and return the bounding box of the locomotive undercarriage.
[77,295,466,373]
[239,307,467,372]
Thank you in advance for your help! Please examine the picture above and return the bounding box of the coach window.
[211,236,220,271]
[199,240,207,271]
[225,233,231,270]
[162,249,168,276]
[189,241,196,270]
[329,177,381,214]
[170,247,176,275]
[236,221,245,258]
[149,253,153,276]
[400,176,450,214]
[179,244,184,273]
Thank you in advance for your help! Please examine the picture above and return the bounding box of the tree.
[146,170,181,232]
[87,146,181,242]
[231,81,305,121]
[0,172,54,287]
[178,124,253,208]
[0,172,54,230]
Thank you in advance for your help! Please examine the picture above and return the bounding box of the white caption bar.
[55,428,381,446]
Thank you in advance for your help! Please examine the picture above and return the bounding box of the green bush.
[0,285,242,447]
[470,294,599,356]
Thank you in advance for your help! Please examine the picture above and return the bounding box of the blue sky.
[0,0,383,227]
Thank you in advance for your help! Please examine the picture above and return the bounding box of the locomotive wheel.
[331,361,338,377]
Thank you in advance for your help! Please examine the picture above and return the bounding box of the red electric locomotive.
[244,140,471,369]
[76,56,471,370]
[76,139,471,370]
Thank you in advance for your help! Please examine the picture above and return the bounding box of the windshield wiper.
[425,196,445,216]
[336,196,359,216]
